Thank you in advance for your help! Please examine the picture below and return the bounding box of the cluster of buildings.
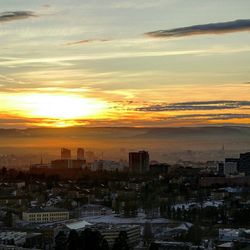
[30,148,89,179]
[29,146,170,179]
[218,152,250,177]
[29,148,153,178]
[200,152,250,187]
[2,149,250,249]
[30,147,250,182]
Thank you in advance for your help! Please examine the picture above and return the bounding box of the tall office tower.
[217,162,224,176]
[85,151,95,163]
[61,148,71,160]
[77,148,85,160]
[129,151,149,174]
[224,158,239,176]
[239,152,250,176]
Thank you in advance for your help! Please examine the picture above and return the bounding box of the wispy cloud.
[146,19,250,38]
[136,101,250,112]
[1,46,250,67]
[65,39,110,46]
[172,113,250,121]
[0,11,36,23]
[0,49,205,67]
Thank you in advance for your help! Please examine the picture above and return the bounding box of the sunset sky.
[1,0,250,128]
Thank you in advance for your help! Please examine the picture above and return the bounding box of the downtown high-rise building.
[61,148,71,160]
[129,151,149,174]
[224,158,239,176]
[239,152,250,176]
[77,148,85,160]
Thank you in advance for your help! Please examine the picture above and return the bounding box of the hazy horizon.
[0,126,250,164]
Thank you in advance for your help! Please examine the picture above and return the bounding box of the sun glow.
[0,94,108,123]
[18,94,107,120]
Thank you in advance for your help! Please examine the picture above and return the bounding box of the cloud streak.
[1,46,250,67]
[172,113,250,121]
[65,39,110,46]
[146,19,250,38]
[136,101,250,112]
[0,11,36,23]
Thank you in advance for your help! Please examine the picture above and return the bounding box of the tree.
[149,242,159,250]
[78,228,105,250]
[167,205,171,218]
[4,211,13,227]
[143,222,153,246]
[185,223,203,245]
[100,238,110,250]
[90,230,103,250]
[112,231,130,250]
[55,231,67,250]
[1,167,7,176]
[114,199,120,214]
[67,230,79,250]
[79,229,89,250]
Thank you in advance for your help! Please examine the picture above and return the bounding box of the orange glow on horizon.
[0,93,108,127]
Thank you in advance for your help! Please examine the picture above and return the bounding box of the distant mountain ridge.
[0,126,250,139]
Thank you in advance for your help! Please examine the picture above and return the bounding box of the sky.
[0,0,250,128]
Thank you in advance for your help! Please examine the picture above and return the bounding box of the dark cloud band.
[136,101,250,112]
[173,113,250,121]
[0,11,36,23]
[146,19,250,38]
[65,39,110,46]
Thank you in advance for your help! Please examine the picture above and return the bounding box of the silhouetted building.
[61,148,71,160]
[217,162,224,176]
[149,163,169,174]
[51,159,85,169]
[30,160,85,179]
[85,151,95,163]
[224,158,239,176]
[77,148,85,160]
[200,176,250,187]
[129,151,149,173]
[239,152,250,176]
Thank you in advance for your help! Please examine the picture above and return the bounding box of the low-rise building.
[219,228,250,243]
[79,204,113,217]
[92,224,140,248]
[22,207,69,223]
[150,241,192,250]
[0,231,42,249]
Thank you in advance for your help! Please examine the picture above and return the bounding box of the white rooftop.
[83,212,169,225]
[66,220,91,230]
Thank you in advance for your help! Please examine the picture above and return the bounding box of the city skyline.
[1,0,250,128]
